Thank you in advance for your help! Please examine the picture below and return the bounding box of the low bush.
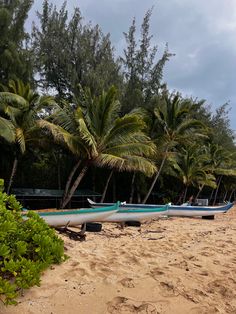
[0,185,66,305]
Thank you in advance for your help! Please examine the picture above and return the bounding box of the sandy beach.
[1,206,236,314]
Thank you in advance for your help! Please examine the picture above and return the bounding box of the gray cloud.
[29,0,236,129]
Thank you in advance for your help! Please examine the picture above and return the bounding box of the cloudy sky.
[29,0,236,129]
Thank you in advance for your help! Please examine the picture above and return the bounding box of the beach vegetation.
[0,185,65,305]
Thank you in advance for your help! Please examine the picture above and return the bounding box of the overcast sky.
[29,0,236,129]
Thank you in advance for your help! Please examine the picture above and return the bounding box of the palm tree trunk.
[61,164,88,208]
[229,189,235,202]
[142,150,168,204]
[100,169,114,203]
[195,185,204,200]
[176,190,184,204]
[7,157,18,194]
[209,188,215,204]
[209,176,221,204]
[61,160,81,206]
[58,161,61,190]
[129,173,136,203]
[92,168,96,201]
[137,192,141,203]
[112,176,116,203]
[213,175,223,205]
[183,185,188,203]
[53,152,62,190]
[223,190,228,203]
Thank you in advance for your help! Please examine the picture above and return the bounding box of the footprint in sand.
[159,281,179,297]
[149,267,165,280]
[231,257,236,264]
[200,251,213,257]
[180,288,208,304]
[190,305,219,314]
[198,270,209,276]
[169,259,188,269]
[119,277,135,288]
[64,267,90,278]
[107,296,158,314]
[207,280,233,298]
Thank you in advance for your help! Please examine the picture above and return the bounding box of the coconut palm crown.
[0,79,55,192]
[142,93,206,203]
[40,86,157,207]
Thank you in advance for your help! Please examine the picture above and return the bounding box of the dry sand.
[1,206,236,314]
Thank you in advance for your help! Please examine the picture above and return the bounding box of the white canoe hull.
[87,199,233,218]
[99,209,168,222]
[24,203,120,227]
[39,210,118,226]
[167,203,233,217]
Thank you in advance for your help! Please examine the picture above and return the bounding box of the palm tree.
[0,79,55,193]
[206,143,236,204]
[142,93,205,203]
[171,145,216,203]
[40,86,157,208]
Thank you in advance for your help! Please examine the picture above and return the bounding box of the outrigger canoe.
[167,202,233,217]
[87,199,169,221]
[98,205,169,222]
[23,202,120,227]
[87,198,233,218]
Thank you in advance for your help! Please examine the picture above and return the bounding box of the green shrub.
[0,189,66,305]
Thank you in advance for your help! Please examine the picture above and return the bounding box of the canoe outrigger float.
[87,198,233,218]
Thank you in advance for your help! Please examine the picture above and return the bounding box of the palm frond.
[15,127,26,153]
[105,141,156,157]
[0,92,28,109]
[38,119,89,157]
[103,115,145,146]
[0,117,15,142]
[75,107,97,156]
[95,154,157,176]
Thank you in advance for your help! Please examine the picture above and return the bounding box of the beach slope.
[1,206,236,314]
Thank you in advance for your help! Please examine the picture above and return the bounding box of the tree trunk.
[213,175,223,205]
[223,190,228,203]
[92,168,96,201]
[112,176,116,203]
[137,192,141,203]
[100,169,114,203]
[7,157,18,194]
[61,160,81,207]
[129,173,136,204]
[61,164,88,208]
[209,188,215,204]
[209,176,220,204]
[229,189,235,202]
[176,190,184,205]
[183,185,188,203]
[142,150,168,204]
[195,185,204,200]
[58,161,61,190]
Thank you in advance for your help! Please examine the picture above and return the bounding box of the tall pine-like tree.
[33,0,122,98]
[121,8,174,112]
[0,0,34,84]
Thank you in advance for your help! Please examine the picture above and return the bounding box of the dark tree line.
[1,0,236,207]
